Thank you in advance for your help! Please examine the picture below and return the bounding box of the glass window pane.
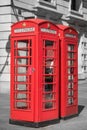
[68,82,74,88]
[16,93,27,100]
[45,40,53,46]
[15,102,28,109]
[68,90,74,96]
[16,76,27,82]
[16,84,27,91]
[44,0,51,2]
[68,75,74,81]
[45,84,53,92]
[17,40,28,48]
[45,49,54,57]
[17,50,28,57]
[16,67,28,74]
[68,44,74,51]
[45,102,53,109]
[68,60,74,66]
[45,76,53,82]
[68,52,74,59]
[68,68,74,74]
[45,59,54,67]
[68,98,74,105]
[45,67,53,74]
[15,58,28,65]
[42,40,56,110]
[44,93,54,100]
[16,102,28,109]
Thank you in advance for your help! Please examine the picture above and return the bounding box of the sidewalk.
[0,81,87,130]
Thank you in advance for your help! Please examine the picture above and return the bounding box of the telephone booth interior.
[57,25,78,119]
[9,19,59,127]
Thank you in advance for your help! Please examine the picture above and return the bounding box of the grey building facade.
[0,0,87,93]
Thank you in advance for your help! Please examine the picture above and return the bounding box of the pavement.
[0,81,87,130]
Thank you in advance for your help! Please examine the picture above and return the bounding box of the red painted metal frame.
[57,25,78,118]
[10,18,59,125]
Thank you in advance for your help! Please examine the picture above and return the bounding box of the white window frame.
[69,0,83,15]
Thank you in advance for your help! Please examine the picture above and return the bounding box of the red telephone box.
[57,25,78,119]
[9,18,59,127]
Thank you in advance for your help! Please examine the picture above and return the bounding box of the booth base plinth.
[9,118,59,128]
[61,113,78,120]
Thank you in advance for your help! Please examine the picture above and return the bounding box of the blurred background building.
[0,0,87,93]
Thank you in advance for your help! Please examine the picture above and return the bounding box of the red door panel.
[39,37,59,121]
[11,36,35,121]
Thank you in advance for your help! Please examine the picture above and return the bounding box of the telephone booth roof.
[11,18,48,27]
[57,24,78,40]
[11,18,59,37]
[57,25,77,33]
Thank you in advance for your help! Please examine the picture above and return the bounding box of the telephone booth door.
[38,36,59,122]
[10,36,35,121]
[58,25,78,119]
[10,19,59,127]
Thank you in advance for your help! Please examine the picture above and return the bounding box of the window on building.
[84,66,86,71]
[39,0,56,6]
[84,54,86,59]
[44,0,51,2]
[71,0,82,12]
[71,0,76,10]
